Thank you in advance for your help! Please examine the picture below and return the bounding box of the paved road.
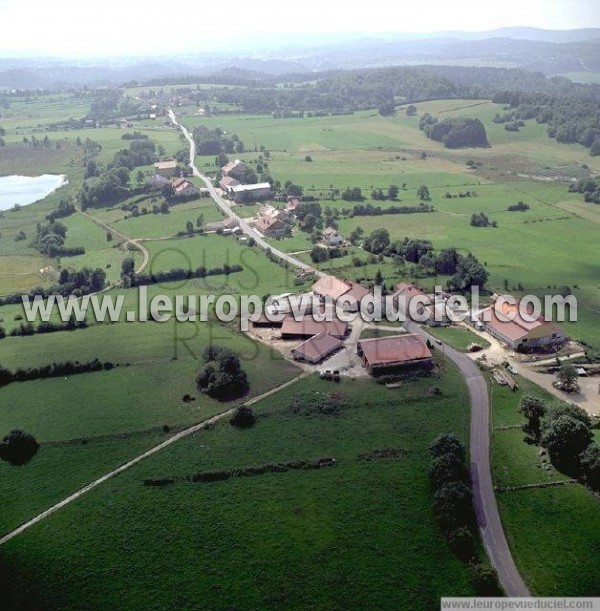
[168,108,323,278]
[0,373,310,547]
[406,321,530,597]
[167,107,530,595]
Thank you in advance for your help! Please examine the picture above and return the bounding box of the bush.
[433,481,475,531]
[469,563,503,596]
[429,453,470,489]
[429,433,466,462]
[230,406,256,429]
[0,429,39,466]
[447,527,477,562]
[196,346,249,400]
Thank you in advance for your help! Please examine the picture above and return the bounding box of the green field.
[426,326,490,352]
[178,101,600,348]
[490,378,600,595]
[0,363,477,611]
[0,87,599,606]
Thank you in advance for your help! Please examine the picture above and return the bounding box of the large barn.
[357,333,433,375]
[478,299,567,351]
[291,332,344,364]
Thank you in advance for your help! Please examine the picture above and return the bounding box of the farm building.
[231,182,272,203]
[478,299,567,351]
[259,203,293,223]
[254,215,289,237]
[342,282,371,312]
[312,275,351,300]
[251,314,284,329]
[221,159,248,180]
[154,160,178,177]
[286,197,301,212]
[280,317,348,340]
[394,283,432,305]
[205,217,239,232]
[291,332,344,364]
[357,333,433,375]
[219,176,241,193]
[170,177,200,198]
[323,226,343,246]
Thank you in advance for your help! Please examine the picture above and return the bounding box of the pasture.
[0,364,477,611]
[490,377,600,595]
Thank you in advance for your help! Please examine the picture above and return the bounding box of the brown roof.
[394,283,430,302]
[172,178,195,193]
[312,275,351,300]
[281,317,348,339]
[344,282,370,303]
[291,332,344,363]
[323,226,339,237]
[222,160,246,175]
[479,299,560,342]
[219,176,240,189]
[286,197,300,211]
[357,334,432,368]
[255,216,285,234]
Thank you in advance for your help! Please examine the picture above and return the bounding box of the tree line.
[0,359,115,388]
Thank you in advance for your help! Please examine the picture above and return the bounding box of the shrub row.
[9,319,88,337]
[130,264,243,287]
[143,457,337,487]
[0,358,115,388]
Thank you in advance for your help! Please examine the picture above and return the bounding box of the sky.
[0,0,599,57]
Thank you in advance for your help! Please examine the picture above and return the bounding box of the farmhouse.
[286,197,301,212]
[280,317,348,340]
[357,333,433,375]
[219,175,241,193]
[323,226,343,246]
[312,275,351,300]
[154,160,178,177]
[170,177,199,198]
[254,215,288,236]
[291,332,344,364]
[231,182,272,203]
[478,299,567,351]
[221,159,247,180]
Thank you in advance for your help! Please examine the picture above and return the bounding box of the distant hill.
[0,28,599,89]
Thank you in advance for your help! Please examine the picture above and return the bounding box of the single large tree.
[0,429,39,466]
[519,395,546,442]
[541,414,592,473]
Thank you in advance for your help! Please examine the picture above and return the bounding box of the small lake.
[0,174,67,211]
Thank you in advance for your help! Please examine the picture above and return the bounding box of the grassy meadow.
[0,87,599,607]
[490,377,600,595]
[0,364,477,611]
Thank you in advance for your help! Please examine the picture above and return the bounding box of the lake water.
[0,174,67,211]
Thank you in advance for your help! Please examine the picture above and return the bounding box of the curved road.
[169,104,529,596]
[168,108,323,278]
[406,321,530,596]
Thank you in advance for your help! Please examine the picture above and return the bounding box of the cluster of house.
[218,159,271,204]
[151,160,201,199]
[395,283,567,351]
[250,272,568,376]
[250,274,434,375]
[253,203,294,236]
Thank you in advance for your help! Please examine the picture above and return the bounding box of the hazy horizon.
[1,0,599,59]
